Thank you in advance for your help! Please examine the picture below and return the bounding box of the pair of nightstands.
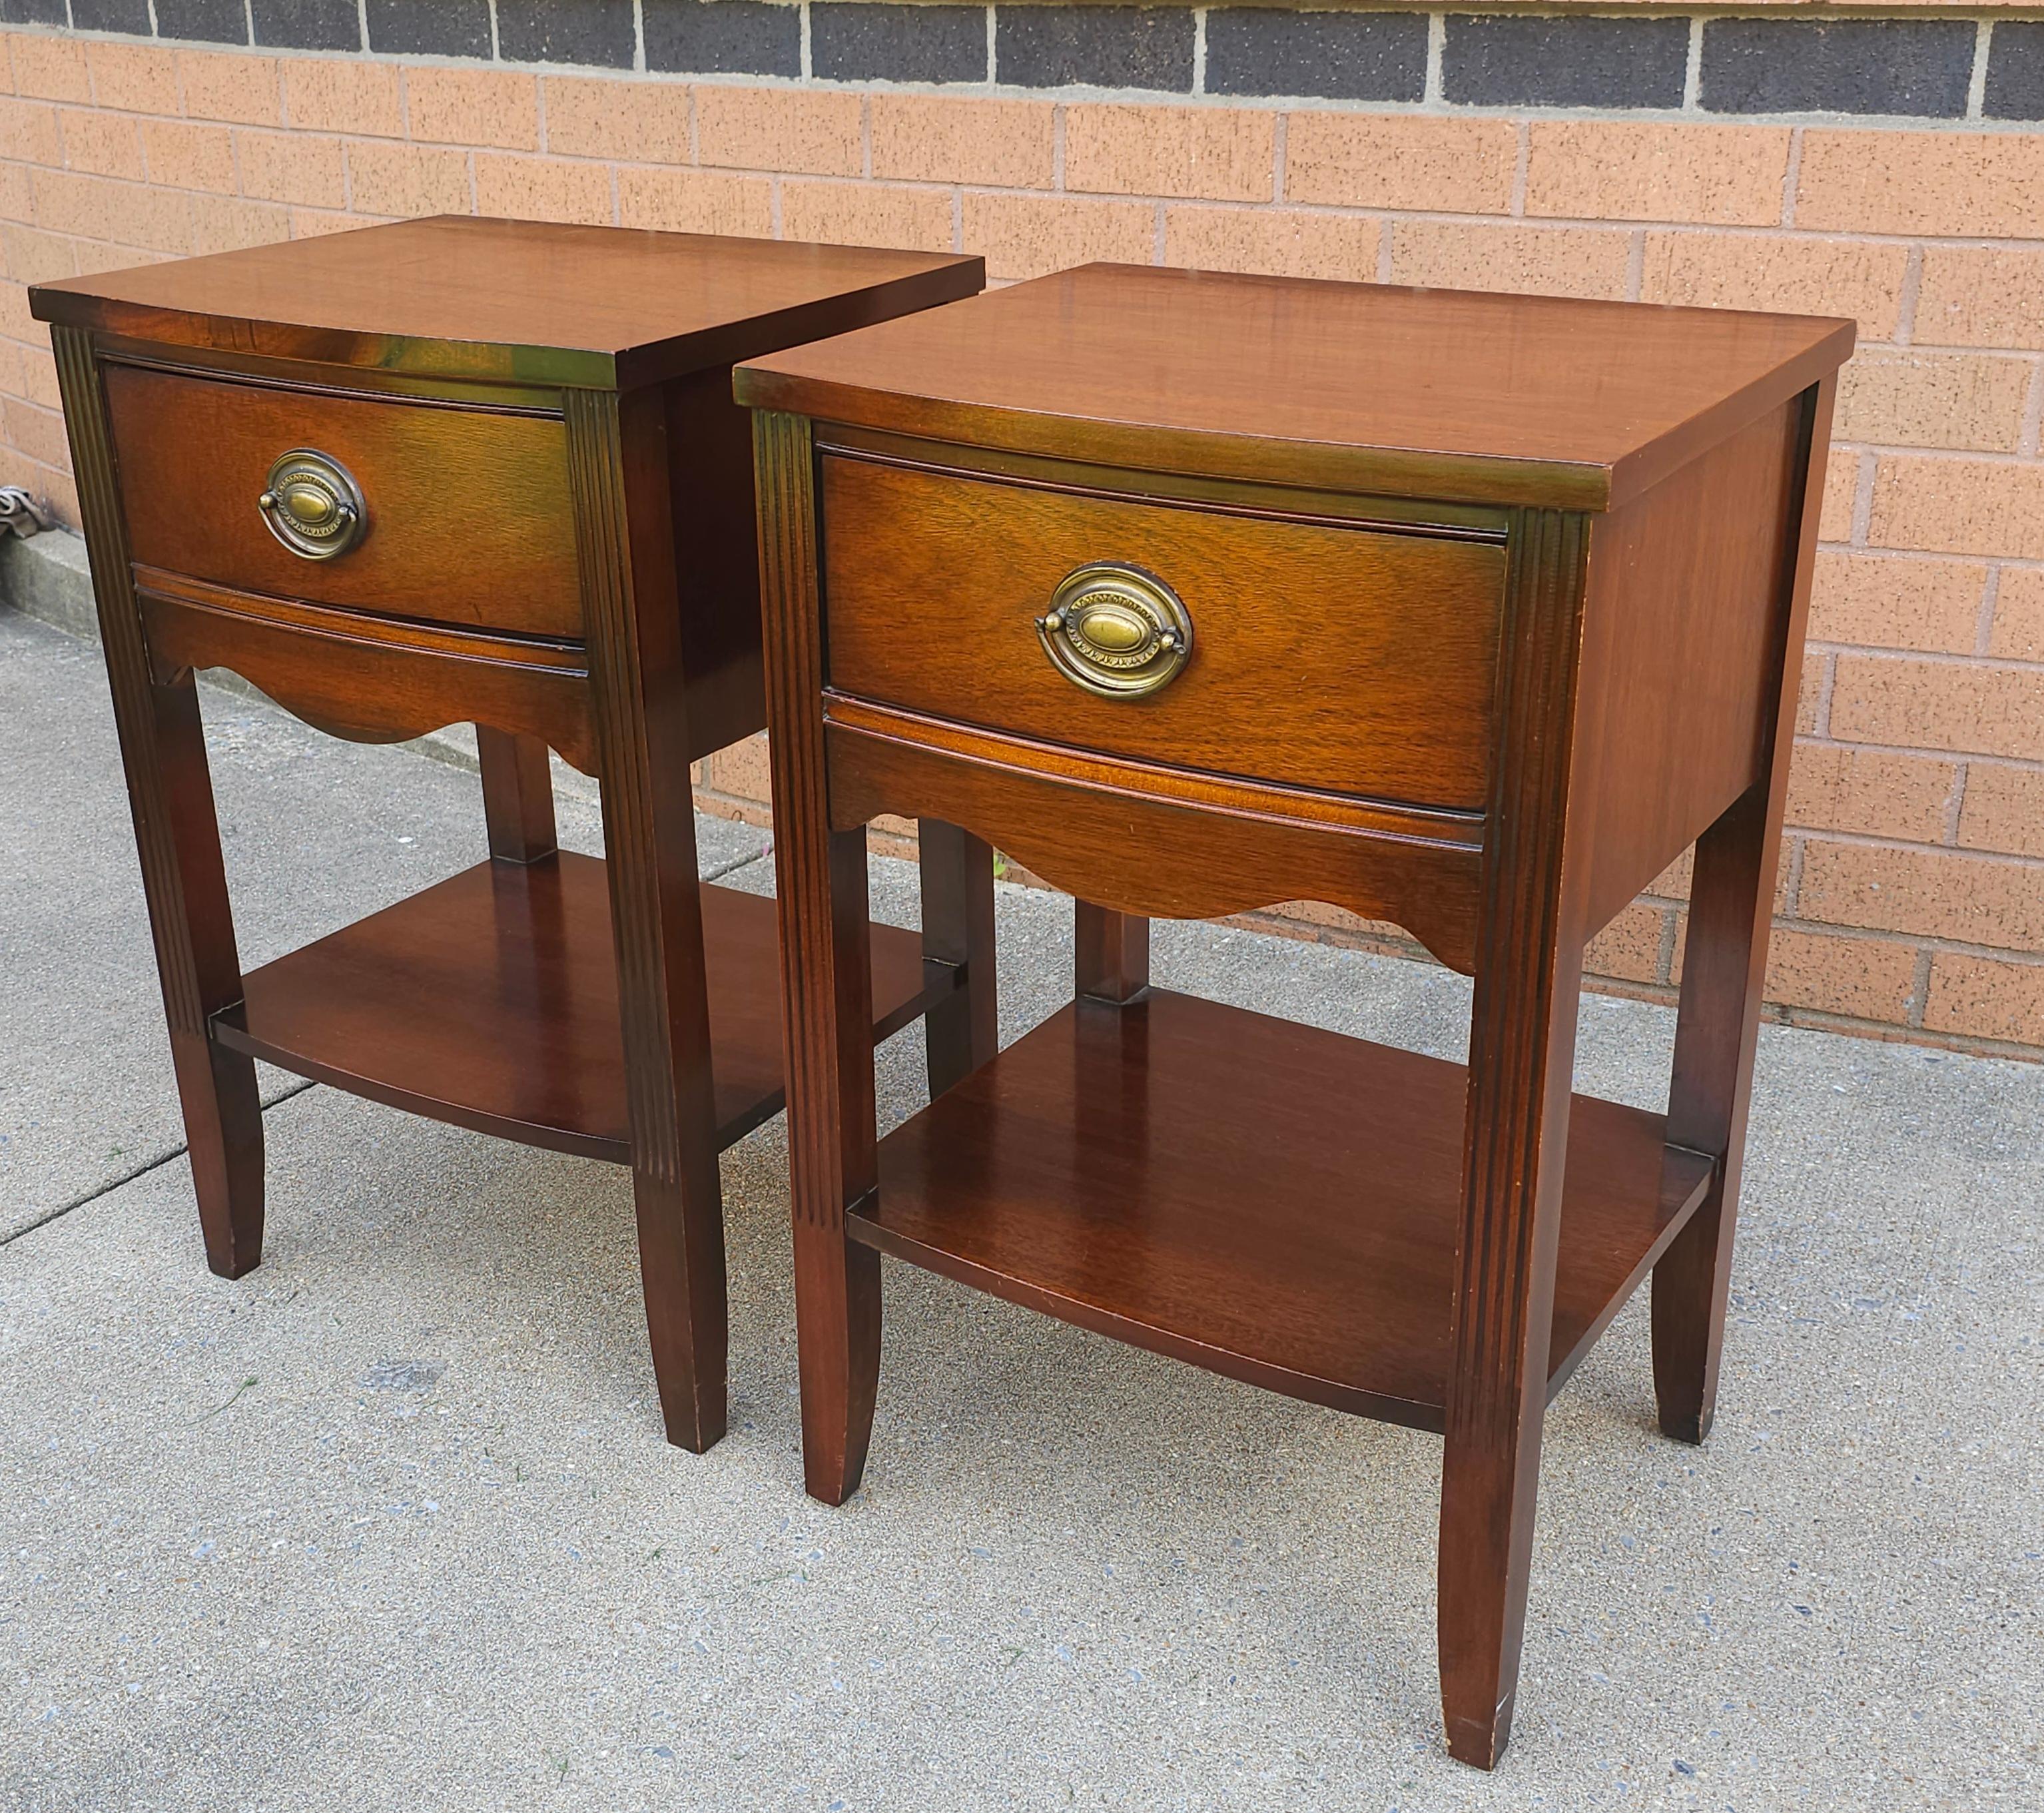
[33,218,992,1459]
[39,222,1850,1766]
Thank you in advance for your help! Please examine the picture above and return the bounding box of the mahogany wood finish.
[743,264,1850,1767]
[755,408,881,1503]
[476,727,558,864]
[916,819,999,1097]
[1073,901,1148,1004]
[739,262,1851,509]
[1652,381,1836,1448]
[858,990,1712,1423]
[215,856,944,1162]
[133,567,599,772]
[1436,506,1592,1769]
[38,217,982,1452]
[33,214,983,390]
[821,453,1506,809]
[825,697,1486,974]
[103,359,583,638]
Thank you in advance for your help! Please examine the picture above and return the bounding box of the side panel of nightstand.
[1574,397,1809,936]
[665,360,770,760]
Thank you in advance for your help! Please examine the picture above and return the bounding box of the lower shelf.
[854,988,1712,1431]
[215,852,945,1163]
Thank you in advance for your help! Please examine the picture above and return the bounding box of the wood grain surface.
[856,989,1711,1427]
[822,452,1505,811]
[33,215,984,390]
[105,358,582,638]
[217,854,946,1163]
[739,262,1854,509]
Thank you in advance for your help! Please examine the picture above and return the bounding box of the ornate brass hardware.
[1034,561,1193,699]
[257,449,366,561]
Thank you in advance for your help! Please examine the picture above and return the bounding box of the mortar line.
[1,1079,318,1252]
[1966,21,1992,123]
[1976,566,2003,655]
[1894,246,1923,349]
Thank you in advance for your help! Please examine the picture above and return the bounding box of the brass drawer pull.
[257,449,366,561]
[1035,561,1193,699]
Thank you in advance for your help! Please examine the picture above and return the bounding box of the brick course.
[1,3,2039,1058]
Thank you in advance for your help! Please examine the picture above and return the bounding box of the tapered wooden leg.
[757,410,884,1505]
[1439,506,1589,1768]
[476,725,557,863]
[154,673,266,1278]
[1653,381,1832,1447]
[570,386,727,1453]
[1438,956,1580,1767]
[53,326,264,1279]
[174,1036,265,1277]
[603,723,726,1460]
[789,827,882,1503]
[918,819,997,1096]
[1074,900,1149,1004]
[1652,790,1775,1443]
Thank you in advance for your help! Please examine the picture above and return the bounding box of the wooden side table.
[737,264,1853,1764]
[31,217,989,1455]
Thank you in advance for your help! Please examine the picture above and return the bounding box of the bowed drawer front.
[102,360,582,642]
[819,454,1507,813]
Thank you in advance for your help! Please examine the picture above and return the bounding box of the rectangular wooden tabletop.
[30,215,984,390]
[737,262,1854,510]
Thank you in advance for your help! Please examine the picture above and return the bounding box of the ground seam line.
[1,1078,319,1249]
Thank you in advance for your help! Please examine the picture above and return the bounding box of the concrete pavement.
[2,598,2038,1810]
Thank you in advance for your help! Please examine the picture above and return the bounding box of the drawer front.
[103,362,581,640]
[822,457,1505,811]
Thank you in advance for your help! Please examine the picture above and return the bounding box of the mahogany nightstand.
[737,264,1852,1764]
[32,216,987,1455]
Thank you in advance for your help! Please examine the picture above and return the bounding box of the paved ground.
[1,603,2039,1810]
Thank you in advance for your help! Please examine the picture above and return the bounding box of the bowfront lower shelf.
[214,851,946,1162]
[854,988,1714,1431]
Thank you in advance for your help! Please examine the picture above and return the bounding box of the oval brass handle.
[257,449,366,561]
[1034,561,1193,699]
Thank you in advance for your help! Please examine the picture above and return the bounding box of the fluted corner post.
[567,382,727,1453]
[51,324,264,1279]
[1438,508,1592,1770]
[918,819,998,1096]
[753,408,880,1506]
[1654,376,1836,1446]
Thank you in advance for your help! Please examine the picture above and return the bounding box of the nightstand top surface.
[30,215,983,390]
[737,262,1854,510]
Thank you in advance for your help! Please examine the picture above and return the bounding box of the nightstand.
[737,264,1852,1764]
[33,216,987,1455]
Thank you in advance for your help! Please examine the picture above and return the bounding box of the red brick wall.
[2,13,2039,1056]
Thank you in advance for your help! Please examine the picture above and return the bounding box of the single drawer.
[821,457,1505,812]
[103,362,581,641]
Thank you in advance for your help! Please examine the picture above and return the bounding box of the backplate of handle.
[258,448,366,561]
[1034,561,1193,699]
